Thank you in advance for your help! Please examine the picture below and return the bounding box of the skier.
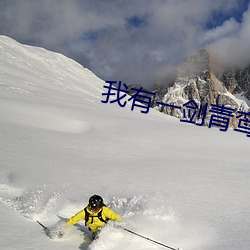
[66,194,121,239]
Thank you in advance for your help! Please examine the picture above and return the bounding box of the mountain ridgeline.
[131,49,250,128]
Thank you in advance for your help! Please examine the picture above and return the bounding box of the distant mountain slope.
[0,35,107,133]
[0,35,104,102]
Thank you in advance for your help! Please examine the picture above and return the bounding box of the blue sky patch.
[206,0,249,29]
[126,15,148,28]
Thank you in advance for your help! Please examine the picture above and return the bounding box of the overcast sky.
[0,0,249,87]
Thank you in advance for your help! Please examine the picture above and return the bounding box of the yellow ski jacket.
[67,206,121,233]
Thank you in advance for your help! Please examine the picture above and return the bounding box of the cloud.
[209,3,250,69]
[0,0,249,87]
[200,18,240,45]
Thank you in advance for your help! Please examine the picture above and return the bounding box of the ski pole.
[122,227,180,250]
[37,220,48,231]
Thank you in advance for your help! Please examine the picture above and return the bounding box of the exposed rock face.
[126,49,250,129]
[151,49,250,128]
[217,66,250,99]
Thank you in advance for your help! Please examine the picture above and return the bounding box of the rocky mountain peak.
[151,48,250,128]
[177,48,210,78]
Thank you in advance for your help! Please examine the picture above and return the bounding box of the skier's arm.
[67,209,85,225]
[104,207,122,222]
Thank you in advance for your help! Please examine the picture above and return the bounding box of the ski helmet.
[89,195,104,210]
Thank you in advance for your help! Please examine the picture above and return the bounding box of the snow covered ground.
[0,35,249,250]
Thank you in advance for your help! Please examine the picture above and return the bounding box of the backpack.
[84,206,109,226]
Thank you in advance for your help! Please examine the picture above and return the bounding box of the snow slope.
[0,36,249,250]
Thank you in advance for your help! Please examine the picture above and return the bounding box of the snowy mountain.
[0,36,249,250]
[151,49,250,128]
